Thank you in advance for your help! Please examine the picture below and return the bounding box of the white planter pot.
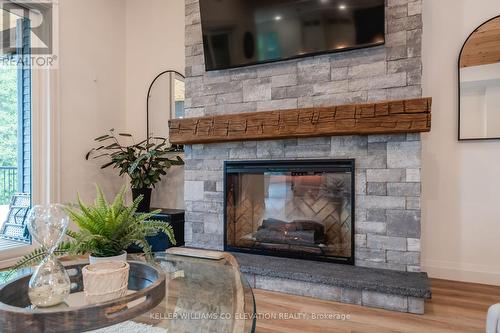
[82,261,130,305]
[88,251,127,264]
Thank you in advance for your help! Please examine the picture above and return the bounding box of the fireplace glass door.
[224,160,354,264]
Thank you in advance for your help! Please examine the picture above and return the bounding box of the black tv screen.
[199,0,385,71]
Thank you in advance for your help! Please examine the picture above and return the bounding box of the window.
[0,6,32,253]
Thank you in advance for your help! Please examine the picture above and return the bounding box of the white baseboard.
[422,259,500,286]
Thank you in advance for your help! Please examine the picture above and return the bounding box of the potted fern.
[86,129,184,212]
[13,185,176,271]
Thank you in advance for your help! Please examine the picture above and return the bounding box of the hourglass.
[27,204,71,307]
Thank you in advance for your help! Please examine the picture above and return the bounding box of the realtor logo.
[0,0,58,67]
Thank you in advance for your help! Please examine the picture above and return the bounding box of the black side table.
[129,208,185,253]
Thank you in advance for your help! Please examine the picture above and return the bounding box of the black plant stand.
[129,208,185,253]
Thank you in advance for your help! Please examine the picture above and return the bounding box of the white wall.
[124,0,185,137]
[57,0,185,207]
[422,0,500,285]
[125,0,185,209]
[58,0,127,203]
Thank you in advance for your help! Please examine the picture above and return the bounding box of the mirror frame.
[146,70,185,145]
[458,14,500,142]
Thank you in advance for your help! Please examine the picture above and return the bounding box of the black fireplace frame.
[223,159,355,265]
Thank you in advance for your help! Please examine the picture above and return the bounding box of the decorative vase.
[27,204,71,307]
[82,261,130,304]
[132,188,152,212]
[89,251,127,264]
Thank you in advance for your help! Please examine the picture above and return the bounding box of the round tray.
[0,261,166,333]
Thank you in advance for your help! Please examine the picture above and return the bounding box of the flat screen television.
[199,0,385,71]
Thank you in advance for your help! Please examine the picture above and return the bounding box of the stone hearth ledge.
[234,252,431,314]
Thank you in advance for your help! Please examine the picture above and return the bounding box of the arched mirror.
[146,71,185,208]
[459,16,500,141]
[147,70,185,148]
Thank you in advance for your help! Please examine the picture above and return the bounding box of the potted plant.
[86,129,184,212]
[12,185,176,271]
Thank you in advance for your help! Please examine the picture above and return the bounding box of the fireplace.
[224,160,355,264]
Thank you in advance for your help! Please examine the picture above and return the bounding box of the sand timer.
[27,204,71,307]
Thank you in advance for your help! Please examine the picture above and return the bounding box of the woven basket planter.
[82,261,130,305]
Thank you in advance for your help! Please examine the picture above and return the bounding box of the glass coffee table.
[126,252,256,333]
[0,252,256,333]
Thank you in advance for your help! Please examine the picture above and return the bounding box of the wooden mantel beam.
[169,97,432,145]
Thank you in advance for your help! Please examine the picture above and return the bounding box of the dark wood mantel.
[169,97,432,144]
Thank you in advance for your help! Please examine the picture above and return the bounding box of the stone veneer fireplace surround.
[183,0,428,313]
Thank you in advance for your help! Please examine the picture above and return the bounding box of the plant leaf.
[100,161,115,169]
[94,135,111,141]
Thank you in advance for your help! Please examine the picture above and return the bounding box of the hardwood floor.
[253,279,500,333]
